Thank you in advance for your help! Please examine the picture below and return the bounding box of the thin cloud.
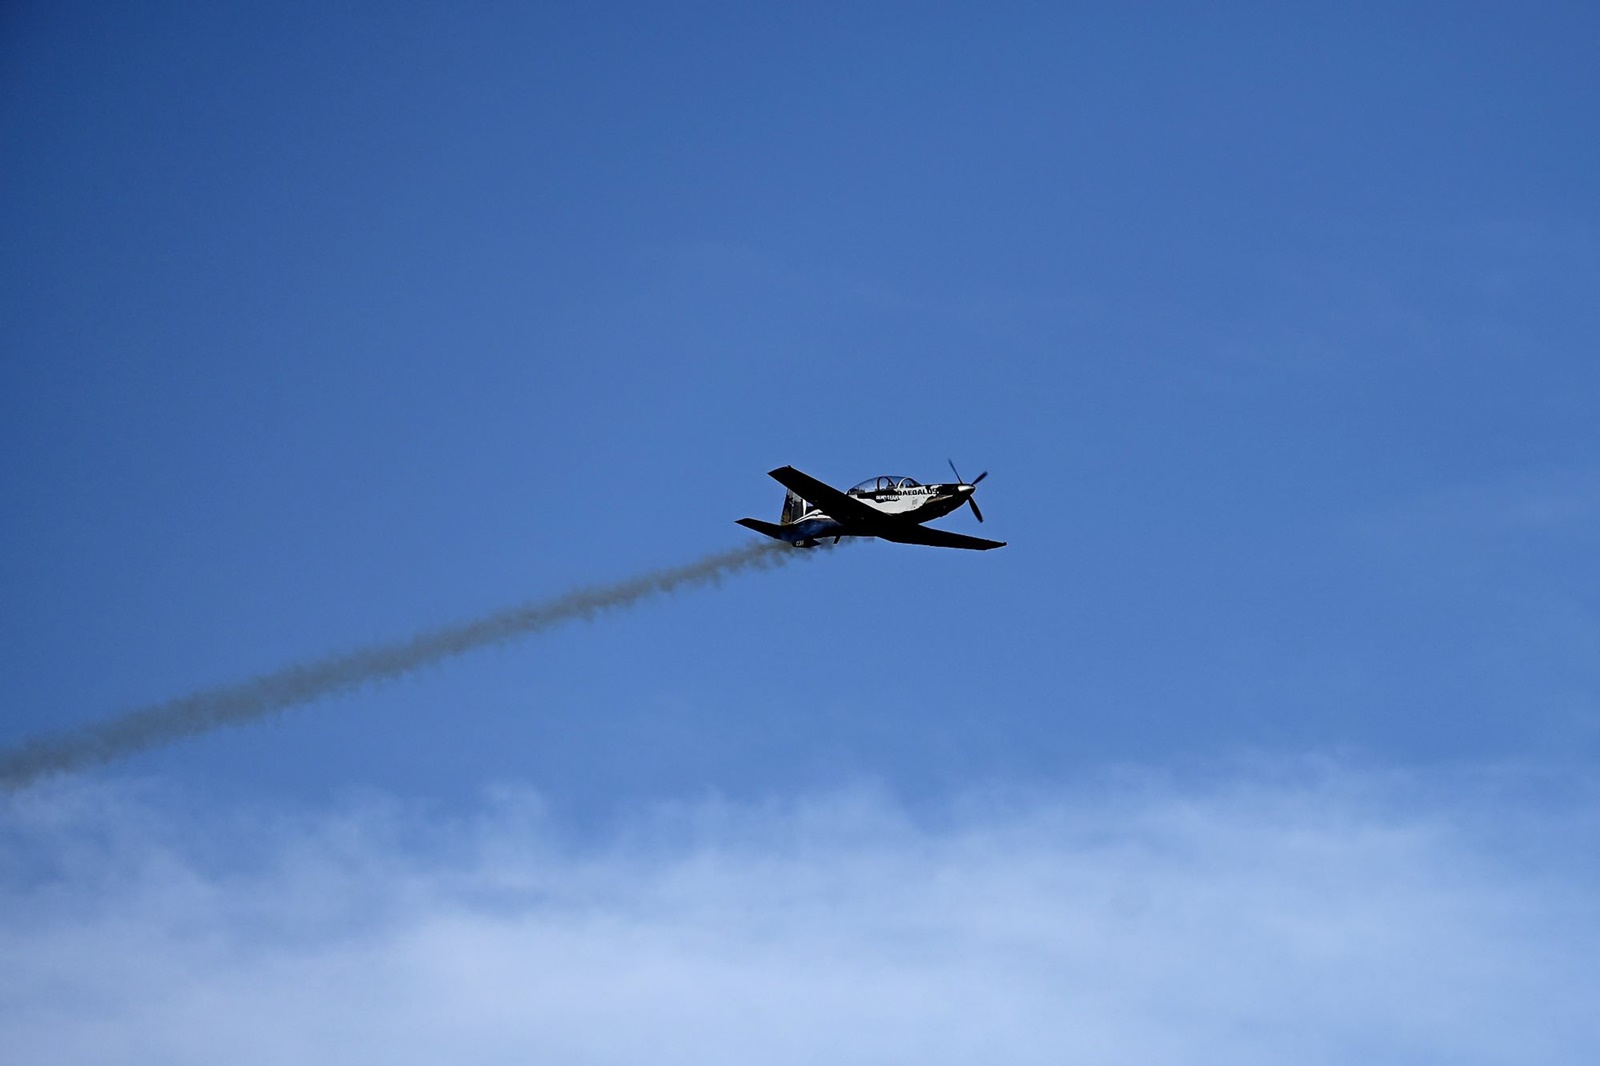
[2,763,1597,1066]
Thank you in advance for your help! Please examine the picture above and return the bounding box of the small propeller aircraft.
[737,461,1007,551]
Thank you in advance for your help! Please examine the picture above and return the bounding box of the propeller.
[946,459,989,523]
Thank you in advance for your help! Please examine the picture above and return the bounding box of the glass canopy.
[848,476,921,494]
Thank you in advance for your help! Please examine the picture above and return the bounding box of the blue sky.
[3,3,1598,1060]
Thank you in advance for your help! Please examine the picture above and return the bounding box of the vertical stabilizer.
[780,490,806,524]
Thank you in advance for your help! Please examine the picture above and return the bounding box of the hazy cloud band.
[4,767,1597,1065]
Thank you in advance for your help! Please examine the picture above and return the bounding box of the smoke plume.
[2,540,822,790]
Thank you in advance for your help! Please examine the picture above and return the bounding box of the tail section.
[738,489,822,546]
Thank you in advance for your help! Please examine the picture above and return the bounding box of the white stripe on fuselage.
[843,486,962,521]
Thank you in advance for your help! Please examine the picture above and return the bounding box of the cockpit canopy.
[848,475,921,495]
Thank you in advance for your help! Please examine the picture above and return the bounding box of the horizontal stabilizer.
[736,517,790,540]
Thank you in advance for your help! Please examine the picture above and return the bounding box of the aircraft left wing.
[766,466,885,524]
[875,525,1008,551]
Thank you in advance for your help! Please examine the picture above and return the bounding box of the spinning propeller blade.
[948,459,990,522]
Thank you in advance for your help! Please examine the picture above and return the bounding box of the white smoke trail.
[1,540,825,790]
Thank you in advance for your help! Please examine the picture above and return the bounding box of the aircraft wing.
[874,524,1008,551]
[766,466,885,524]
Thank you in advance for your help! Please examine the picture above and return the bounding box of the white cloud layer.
[2,763,1597,1065]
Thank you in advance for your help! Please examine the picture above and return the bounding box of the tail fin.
[780,490,806,524]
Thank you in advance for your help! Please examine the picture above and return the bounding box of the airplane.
[737,461,1007,551]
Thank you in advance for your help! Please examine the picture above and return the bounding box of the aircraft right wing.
[766,466,885,523]
[874,525,1008,551]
